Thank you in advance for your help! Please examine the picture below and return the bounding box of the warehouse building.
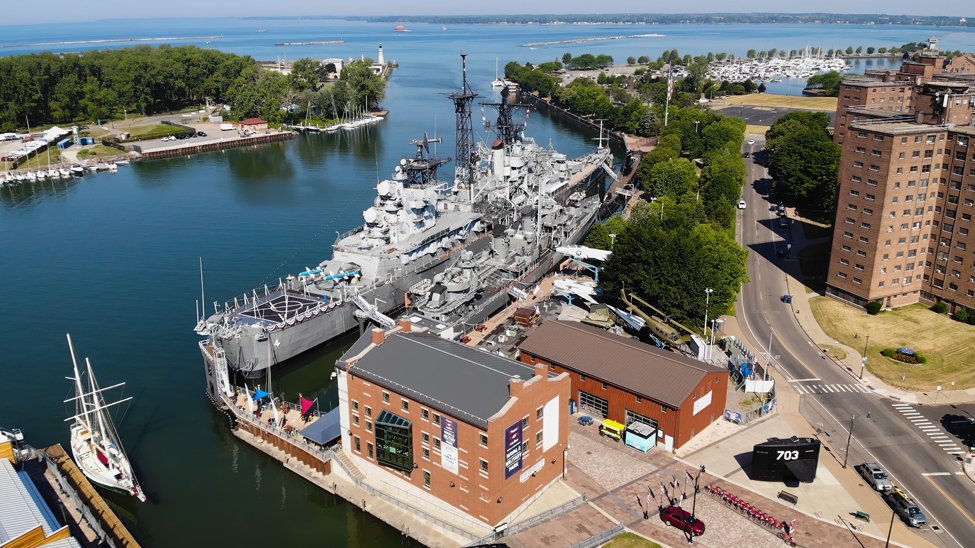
[518,321,729,451]
[335,319,570,527]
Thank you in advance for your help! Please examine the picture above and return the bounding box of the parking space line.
[922,472,952,476]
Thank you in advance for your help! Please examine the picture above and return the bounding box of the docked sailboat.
[65,334,145,502]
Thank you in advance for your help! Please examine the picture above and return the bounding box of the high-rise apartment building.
[826,79,975,314]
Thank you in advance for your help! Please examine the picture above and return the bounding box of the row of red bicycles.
[705,484,796,545]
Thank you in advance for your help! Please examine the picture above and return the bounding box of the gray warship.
[198,58,613,381]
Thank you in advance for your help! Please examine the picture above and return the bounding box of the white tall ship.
[65,334,145,502]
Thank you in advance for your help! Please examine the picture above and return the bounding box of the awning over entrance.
[299,407,342,445]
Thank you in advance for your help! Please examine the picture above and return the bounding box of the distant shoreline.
[0,36,222,49]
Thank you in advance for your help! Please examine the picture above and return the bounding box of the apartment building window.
[847,204,857,211]
[433,413,440,426]
[421,408,429,421]
[480,433,488,448]
[872,150,882,156]
[846,218,855,225]
[856,250,867,257]
[859,236,870,243]
[536,431,543,445]
[422,447,430,460]
[863,208,873,215]
[855,264,865,271]
[367,420,373,433]
[953,270,962,278]
[955,255,965,263]
[842,245,852,252]
[910,166,918,173]
[837,272,848,279]
[840,258,850,266]
[899,152,905,159]
[365,406,372,418]
[480,459,489,473]
[922,165,931,173]
[851,176,862,183]
[861,222,871,229]
[878,281,885,287]
[353,415,360,426]
[905,276,913,285]
[853,277,863,284]
[866,194,876,201]
[867,179,878,186]
[536,407,544,420]
[856,147,866,154]
[858,132,868,138]
[874,135,884,141]
[843,232,854,239]
[854,161,864,168]
[434,438,440,449]
[898,238,907,245]
[869,165,880,171]
[423,470,430,487]
[849,190,860,197]
[924,150,934,158]
[522,416,529,429]
[880,267,887,274]
[368,442,373,459]
[383,392,390,403]
[401,400,409,412]
[354,436,361,453]
[900,223,909,230]
[422,432,430,444]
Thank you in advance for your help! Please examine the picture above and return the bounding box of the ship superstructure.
[199,57,612,386]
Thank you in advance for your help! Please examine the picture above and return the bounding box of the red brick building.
[826,80,975,313]
[517,321,729,451]
[335,320,570,527]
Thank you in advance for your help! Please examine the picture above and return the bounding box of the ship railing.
[20,445,118,548]
[234,407,334,461]
[334,225,365,245]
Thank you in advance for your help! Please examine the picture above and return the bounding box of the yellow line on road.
[924,475,975,528]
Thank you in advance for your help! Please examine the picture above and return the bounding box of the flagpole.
[664,66,671,127]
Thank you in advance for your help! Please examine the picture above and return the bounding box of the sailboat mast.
[66,334,89,430]
[86,358,106,439]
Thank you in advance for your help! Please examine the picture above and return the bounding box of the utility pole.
[703,289,713,361]
[764,329,774,382]
[843,412,869,469]
[884,508,895,548]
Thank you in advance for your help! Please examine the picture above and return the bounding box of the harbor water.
[1,18,974,548]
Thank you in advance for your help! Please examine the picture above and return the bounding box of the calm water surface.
[1,18,973,547]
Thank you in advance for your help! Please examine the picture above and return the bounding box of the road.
[735,136,975,548]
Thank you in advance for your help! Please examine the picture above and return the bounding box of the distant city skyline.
[2,2,972,27]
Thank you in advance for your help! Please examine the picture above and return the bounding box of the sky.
[2,2,972,26]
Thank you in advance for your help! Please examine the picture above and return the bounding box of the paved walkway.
[512,422,930,548]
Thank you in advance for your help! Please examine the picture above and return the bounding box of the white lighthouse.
[378,44,385,65]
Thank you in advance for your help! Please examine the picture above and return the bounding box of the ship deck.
[235,291,328,325]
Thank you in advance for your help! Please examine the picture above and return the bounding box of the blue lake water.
[1,18,973,547]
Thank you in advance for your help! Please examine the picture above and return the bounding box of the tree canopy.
[766,112,841,215]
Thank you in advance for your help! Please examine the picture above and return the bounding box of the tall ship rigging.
[65,334,145,502]
[198,56,614,391]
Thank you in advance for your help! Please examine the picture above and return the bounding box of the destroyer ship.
[198,58,613,381]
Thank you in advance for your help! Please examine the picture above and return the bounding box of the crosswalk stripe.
[892,403,911,407]
[919,427,939,431]
[827,385,838,392]
[840,385,851,392]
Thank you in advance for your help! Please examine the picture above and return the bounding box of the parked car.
[781,295,793,304]
[858,462,893,491]
[661,506,706,536]
[747,139,755,145]
[885,488,927,527]
[779,217,789,229]
[737,200,747,209]
[197,131,207,137]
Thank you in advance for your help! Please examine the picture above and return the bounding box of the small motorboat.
[70,165,85,176]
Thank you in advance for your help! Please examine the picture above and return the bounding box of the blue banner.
[505,422,523,479]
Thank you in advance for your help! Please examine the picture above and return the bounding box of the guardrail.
[569,524,624,548]
[355,480,481,541]
[465,493,589,545]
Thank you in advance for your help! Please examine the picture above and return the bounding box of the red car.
[661,505,706,536]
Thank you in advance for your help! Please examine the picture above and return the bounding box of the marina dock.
[131,129,296,160]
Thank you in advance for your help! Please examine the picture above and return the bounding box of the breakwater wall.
[132,131,296,160]
[518,92,627,149]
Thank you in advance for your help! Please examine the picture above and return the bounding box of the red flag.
[300,396,316,416]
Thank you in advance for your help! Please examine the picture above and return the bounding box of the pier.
[521,34,664,47]
[132,130,296,160]
[0,36,222,49]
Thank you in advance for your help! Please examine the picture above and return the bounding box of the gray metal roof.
[518,321,726,408]
[340,331,540,429]
[0,458,80,548]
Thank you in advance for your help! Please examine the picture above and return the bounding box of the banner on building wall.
[693,391,713,415]
[441,416,459,475]
[505,422,523,479]
[542,395,560,452]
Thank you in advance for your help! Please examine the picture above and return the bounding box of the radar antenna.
[446,53,480,187]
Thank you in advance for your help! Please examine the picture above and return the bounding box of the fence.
[464,494,589,546]
[568,524,625,548]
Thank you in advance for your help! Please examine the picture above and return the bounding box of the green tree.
[856,46,863,54]
[878,47,887,54]
[867,47,876,54]
[642,158,698,198]
[767,114,842,213]
[562,53,572,65]
[637,55,650,64]
[584,215,629,250]
[805,71,843,96]
[846,46,854,54]
[627,56,636,65]
[747,49,757,59]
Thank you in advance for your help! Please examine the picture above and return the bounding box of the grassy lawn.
[809,297,975,390]
[718,94,838,111]
[602,532,662,548]
[80,129,110,139]
[77,145,125,159]
[800,219,833,240]
[124,124,190,140]
[744,124,771,136]
[819,343,848,361]
[17,147,63,169]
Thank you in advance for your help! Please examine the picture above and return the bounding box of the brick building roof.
[239,118,267,125]
[518,321,725,408]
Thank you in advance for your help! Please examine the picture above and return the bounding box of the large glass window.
[376,410,414,473]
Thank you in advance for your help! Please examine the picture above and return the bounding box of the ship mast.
[447,53,480,197]
[66,334,89,431]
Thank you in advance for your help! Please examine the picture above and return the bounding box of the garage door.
[625,409,658,431]
[578,390,609,418]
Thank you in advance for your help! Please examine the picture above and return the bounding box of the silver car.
[858,462,893,491]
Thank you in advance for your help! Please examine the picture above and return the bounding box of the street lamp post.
[843,411,869,469]
[860,334,869,379]
[703,288,713,361]
[609,233,616,250]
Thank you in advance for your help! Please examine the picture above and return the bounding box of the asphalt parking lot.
[714,105,837,128]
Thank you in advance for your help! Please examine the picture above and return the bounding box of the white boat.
[108,163,118,172]
[59,167,71,178]
[86,164,98,173]
[27,171,37,182]
[47,167,59,178]
[492,58,505,88]
[114,160,130,166]
[70,165,85,176]
[65,334,145,502]
[95,163,110,171]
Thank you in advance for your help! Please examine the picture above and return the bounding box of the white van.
[220,123,235,131]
